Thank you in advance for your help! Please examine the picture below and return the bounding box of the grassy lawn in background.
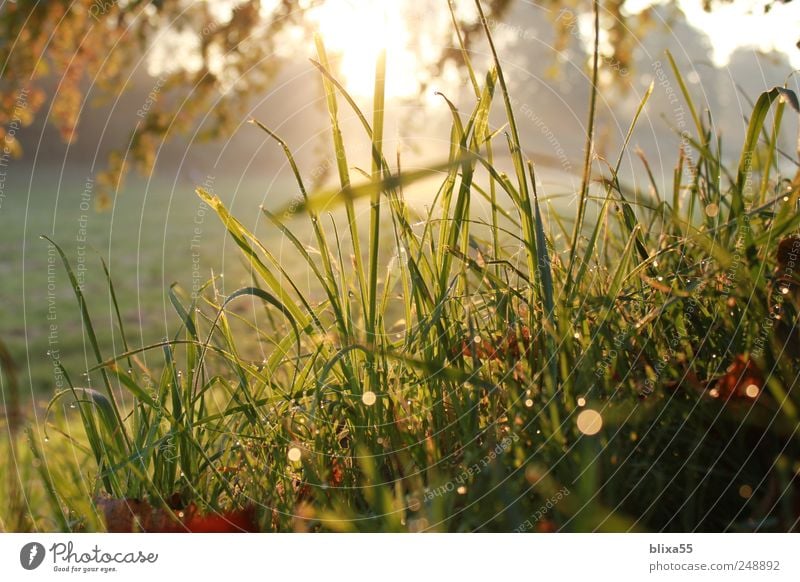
[0,167,280,396]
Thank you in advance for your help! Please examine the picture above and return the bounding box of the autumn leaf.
[95,497,258,533]
[708,355,763,401]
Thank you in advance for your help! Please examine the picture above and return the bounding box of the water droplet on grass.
[576,409,603,436]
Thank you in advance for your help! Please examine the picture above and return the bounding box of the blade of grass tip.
[364,48,386,410]
[435,92,477,297]
[565,0,600,296]
[469,66,500,302]
[473,0,526,192]
[194,188,308,327]
[635,148,661,204]
[168,283,198,340]
[41,236,131,454]
[735,87,786,222]
[760,88,799,195]
[528,162,555,321]
[368,49,386,345]
[475,0,530,208]
[100,258,132,369]
[248,119,347,333]
[672,147,685,227]
[448,0,480,97]
[314,34,368,324]
[665,50,705,145]
[261,209,345,327]
[758,98,786,204]
[528,162,561,415]
[307,58,399,200]
[473,1,539,286]
[571,81,654,297]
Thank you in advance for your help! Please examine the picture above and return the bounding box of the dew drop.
[576,409,603,436]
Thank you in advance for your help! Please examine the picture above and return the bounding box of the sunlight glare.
[309,0,420,97]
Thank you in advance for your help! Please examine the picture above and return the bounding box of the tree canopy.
[0,0,792,207]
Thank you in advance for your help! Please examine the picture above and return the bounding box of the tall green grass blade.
[665,50,705,143]
[367,49,386,345]
[565,0,601,295]
[572,81,654,297]
[41,237,131,454]
[314,35,369,325]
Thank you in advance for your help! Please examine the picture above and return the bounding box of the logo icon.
[20,542,46,570]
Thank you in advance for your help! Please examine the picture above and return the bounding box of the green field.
[0,166,273,396]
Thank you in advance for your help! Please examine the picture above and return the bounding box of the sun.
[308,0,421,98]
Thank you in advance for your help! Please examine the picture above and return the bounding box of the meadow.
[2,2,799,533]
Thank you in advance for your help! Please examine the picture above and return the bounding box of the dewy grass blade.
[571,81,654,298]
[315,35,369,325]
[565,0,600,296]
[367,49,386,344]
[41,236,132,455]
